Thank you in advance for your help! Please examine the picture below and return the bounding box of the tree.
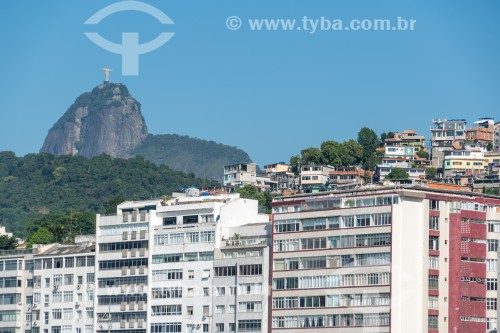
[319,140,363,167]
[342,140,363,166]
[26,227,53,248]
[357,127,381,154]
[320,141,344,167]
[289,156,301,175]
[300,147,322,165]
[386,168,409,180]
[357,128,381,170]
[380,131,394,144]
[425,167,437,180]
[0,234,17,250]
[236,184,273,214]
[487,142,494,151]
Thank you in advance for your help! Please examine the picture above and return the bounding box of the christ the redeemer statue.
[102,67,112,83]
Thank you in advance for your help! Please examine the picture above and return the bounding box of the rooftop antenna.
[102,66,112,84]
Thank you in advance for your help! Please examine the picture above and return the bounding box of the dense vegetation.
[132,134,253,181]
[289,127,385,172]
[0,151,218,238]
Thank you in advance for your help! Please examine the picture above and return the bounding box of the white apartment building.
[0,241,95,333]
[223,163,257,187]
[300,165,334,193]
[94,199,156,333]
[212,223,271,333]
[95,192,269,333]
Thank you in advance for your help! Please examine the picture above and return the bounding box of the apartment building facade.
[212,223,271,333]
[94,192,269,333]
[443,149,486,178]
[224,163,258,187]
[431,119,467,169]
[0,242,95,333]
[271,186,500,332]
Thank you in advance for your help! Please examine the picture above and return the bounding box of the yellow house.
[443,150,486,177]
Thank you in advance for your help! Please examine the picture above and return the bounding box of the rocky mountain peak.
[40,83,148,158]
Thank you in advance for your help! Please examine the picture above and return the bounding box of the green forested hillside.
[0,151,218,237]
[132,134,252,181]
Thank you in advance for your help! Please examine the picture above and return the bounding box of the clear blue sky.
[1,0,499,166]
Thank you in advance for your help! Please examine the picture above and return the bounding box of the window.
[63,274,73,285]
[186,306,193,315]
[216,287,225,296]
[152,269,183,281]
[487,259,497,272]
[239,265,262,276]
[274,220,300,233]
[53,275,63,286]
[64,257,74,268]
[342,216,354,228]
[429,256,439,269]
[52,309,62,320]
[163,217,176,225]
[429,236,439,251]
[76,257,86,267]
[203,288,210,296]
[239,283,262,295]
[215,323,224,332]
[151,323,182,333]
[151,287,182,299]
[215,266,236,277]
[429,296,438,309]
[183,215,198,224]
[188,270,194,279]
[488,240,499,252]
[487,298,497,310]
[302,218,326,230]
[238,320,261,332]
[203,324,209,332]
[239,302,262,313]
[216,305,225,314]
[429,199,439,211]
[429,216,439,230]
[429,275,439,290]
[487,278,497,291]
[428,315,438,329]
[151,305,182,316]
[63,308,72,320]
[488,220,500,233]
[301,238,326,250]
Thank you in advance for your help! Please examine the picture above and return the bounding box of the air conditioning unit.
[33,322,39,327]
[99,325,103,329]
[77,284,81,290]
[33,304,38,309]
[75,302,81,308]
[87,284,93,289]
[54,285,59,291]
[196,324,201,329]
